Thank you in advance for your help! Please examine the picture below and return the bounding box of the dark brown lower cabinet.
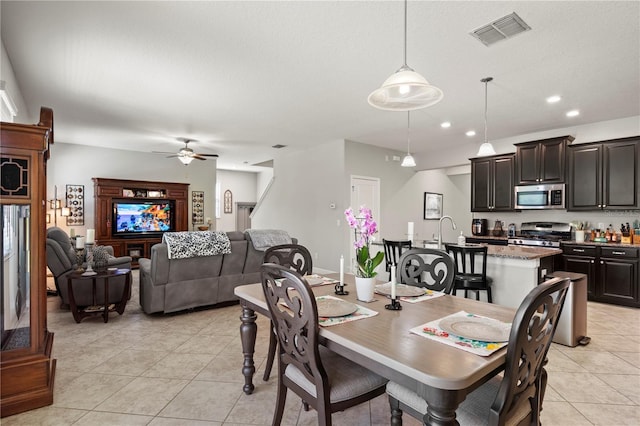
[563,244,638,307]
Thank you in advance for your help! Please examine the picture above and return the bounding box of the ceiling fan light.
[179,155,194,165]
[368,68,444,111]
[477,142,496,156]
[401,153,416,167]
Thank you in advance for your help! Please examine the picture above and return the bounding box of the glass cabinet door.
[1,204,31,351]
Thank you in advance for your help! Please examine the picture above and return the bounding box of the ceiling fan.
[155,138,219,165]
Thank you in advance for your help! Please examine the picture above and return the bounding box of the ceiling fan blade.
[166,154,179,158]
[192,155,208,161]
[153,151,176,154]
[197,153,219,157]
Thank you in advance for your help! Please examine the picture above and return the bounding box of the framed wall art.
[224,190,233,214]
[65,184,84,225]
[423,192,443,220]
[192,190,204,224]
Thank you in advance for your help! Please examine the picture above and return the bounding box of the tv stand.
[93,178,189,267]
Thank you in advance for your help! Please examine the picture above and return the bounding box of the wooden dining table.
[234,273,516,426]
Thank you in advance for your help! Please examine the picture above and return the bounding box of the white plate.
[439,315,511,342]
[316,298,357,318]
[375,283,426,297]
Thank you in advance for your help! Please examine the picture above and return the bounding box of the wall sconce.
[48,185,69,226]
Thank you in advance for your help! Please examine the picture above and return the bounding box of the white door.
[349,176,381,274]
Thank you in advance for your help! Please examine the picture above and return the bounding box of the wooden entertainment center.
[93,178,189,266]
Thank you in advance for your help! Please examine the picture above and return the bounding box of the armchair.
[46,227,132,308]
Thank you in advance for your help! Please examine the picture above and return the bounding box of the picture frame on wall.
[65,184,85,226]
[423,192,443,220]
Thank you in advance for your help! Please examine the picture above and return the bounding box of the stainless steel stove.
[508,222,572,248]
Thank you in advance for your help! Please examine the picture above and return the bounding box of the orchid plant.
[345,206,385,278]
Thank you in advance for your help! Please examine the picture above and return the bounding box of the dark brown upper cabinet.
[515,135,574,185]
[567,136,639,210]
[471,153,516,212]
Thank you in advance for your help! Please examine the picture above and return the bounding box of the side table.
[66,268,131,323]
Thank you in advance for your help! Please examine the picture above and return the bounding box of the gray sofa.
[138,231,296,314]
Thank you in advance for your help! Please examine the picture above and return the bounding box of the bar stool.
[445,244,493,303]
[382,239,412,280]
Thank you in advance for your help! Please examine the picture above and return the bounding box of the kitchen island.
[459,244,562,309]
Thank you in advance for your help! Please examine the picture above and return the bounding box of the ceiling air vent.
[470,12,531,46]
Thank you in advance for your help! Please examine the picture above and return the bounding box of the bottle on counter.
[457,231,466,246]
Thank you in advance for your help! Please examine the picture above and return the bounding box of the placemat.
[305,274,340,287]
[316,295,378,327]
[409,311,511,356]
[400,290,446,303]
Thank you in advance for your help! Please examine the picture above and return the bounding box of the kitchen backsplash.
[474,210,640,234]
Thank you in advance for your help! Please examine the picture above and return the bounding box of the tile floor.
[3,271,639,425]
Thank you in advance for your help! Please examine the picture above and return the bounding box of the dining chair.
[262,244,313,381]
[396,248,456,294]
[445,243,493,303]
[386,276,570,426]
[261,263,388,426]
[383,239,412,279]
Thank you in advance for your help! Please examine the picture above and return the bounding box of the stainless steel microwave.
[514,184,565,209]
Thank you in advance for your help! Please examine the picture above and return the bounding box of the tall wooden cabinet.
[471,153,516,212]
[93,178,189,266]
[1,108,56,417]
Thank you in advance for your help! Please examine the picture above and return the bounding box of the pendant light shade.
[476,77,496,157]
[368,0,443,111]
[401,111,416,167]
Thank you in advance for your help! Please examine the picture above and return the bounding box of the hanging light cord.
[484,80,488,143]
[481,77,493,144]
[407,111,411,153]
[403,0,408,67]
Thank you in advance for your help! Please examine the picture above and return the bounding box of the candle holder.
[334,283,349,296]
[385,297,402,310]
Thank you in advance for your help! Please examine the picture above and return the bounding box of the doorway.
[236,202,256,232]
[349,175,381,272]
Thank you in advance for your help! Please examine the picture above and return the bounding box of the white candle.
[407,222,414,241]
[391,265,396,299]
[339,255,344,285]
[76,236,85,249]
[69,228,76,237]
[86,229,95,244]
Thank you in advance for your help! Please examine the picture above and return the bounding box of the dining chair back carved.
[387,276,570,426]
[262,244,313,381]
[396,248,456,294]
[261,263,387,426]
[383,239,412,279]
[445,243,493,303]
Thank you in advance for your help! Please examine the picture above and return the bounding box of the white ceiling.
[2,1,639,171]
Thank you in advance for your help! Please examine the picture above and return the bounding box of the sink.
[423,240,440,249]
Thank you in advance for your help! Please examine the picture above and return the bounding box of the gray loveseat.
[138,231,296,314]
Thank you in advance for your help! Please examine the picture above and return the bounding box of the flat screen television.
[112,200,175,237]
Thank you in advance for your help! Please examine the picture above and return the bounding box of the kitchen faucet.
[438,215,457,249]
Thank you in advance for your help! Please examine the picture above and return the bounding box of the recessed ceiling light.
[546,95,561,103]
[440,121,451,128]
[566,110,580,117]
[466,130,476,137]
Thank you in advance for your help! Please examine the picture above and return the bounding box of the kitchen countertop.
[448,244,561,260]
[465,235,508,240]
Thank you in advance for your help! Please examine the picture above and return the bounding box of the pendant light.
[401,111,416,167]
[368,0,443,111]
[476,77,496,156]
